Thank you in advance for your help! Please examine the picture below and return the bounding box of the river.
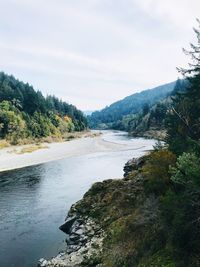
[0,131,156,267]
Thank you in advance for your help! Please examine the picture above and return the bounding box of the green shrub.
[142,150,176,195]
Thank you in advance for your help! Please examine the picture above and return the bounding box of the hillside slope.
[88,81,176,129]
[124,79,188,139]
[0,72,87,144]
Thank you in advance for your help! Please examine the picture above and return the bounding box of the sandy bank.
[0,135,125,172]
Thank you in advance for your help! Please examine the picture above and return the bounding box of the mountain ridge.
[88,80,176,129]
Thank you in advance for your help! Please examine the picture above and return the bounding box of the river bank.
[130,128,166,141]
[0,131,126,172]
[38,156,159,267]
[0,131,157,267]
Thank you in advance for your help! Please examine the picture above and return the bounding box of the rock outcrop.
[38,204,105,267]
[39,155,163,267]
[123,156,146,177]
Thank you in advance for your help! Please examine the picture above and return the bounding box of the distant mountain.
[104,79,187,140]
[88,81,176,129]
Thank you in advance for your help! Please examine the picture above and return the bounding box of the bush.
[142,150,176,195]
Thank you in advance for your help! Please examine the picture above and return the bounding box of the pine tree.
[166,19,200,154]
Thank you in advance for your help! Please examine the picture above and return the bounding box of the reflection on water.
[0,131,156,267]
[0,166,42,189]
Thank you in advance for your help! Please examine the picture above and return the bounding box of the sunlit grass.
[17,144,49,154]
[0,140,10,149]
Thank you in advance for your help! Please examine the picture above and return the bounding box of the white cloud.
[133,0,200,33]
[0,0,199,110]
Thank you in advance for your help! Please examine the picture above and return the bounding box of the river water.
[0,131,156,267]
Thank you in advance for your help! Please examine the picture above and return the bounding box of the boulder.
[59,215,77,234]
[123,157,146,177]
[74,228,84,236]
[69,234,80,242]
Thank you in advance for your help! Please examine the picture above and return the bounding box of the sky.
[0,0,199,111]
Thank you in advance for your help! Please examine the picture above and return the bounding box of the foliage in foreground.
[75,20,200,267]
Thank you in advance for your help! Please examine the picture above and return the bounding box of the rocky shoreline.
[130,128,166,141]
[38,203,105,267]
[38,154,160,267]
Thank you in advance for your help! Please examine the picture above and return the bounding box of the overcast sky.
[0,0,199,110]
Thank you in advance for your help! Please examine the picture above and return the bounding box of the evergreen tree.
[0,72,87,142]
[166,19,200,154]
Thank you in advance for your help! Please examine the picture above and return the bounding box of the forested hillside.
[121,79,188,139]
[0,72,87,144]
[88,81,176,129]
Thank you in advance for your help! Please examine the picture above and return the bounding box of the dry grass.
[17,144,49,154]
[63,130,101,141]
[0,140,10,149]
[41,135,63,143]
[0,130,100,151]
[84,131,102,138]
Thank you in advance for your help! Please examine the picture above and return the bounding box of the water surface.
[0,131,156,267]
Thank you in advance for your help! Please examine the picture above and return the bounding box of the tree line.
[0,72,87,143]
[142,20,200,266]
